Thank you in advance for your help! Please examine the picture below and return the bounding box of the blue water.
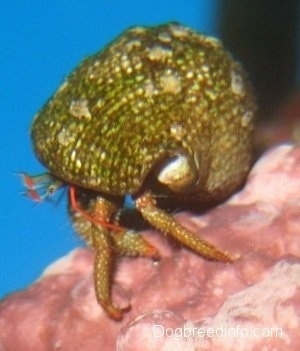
[0,0,218,298]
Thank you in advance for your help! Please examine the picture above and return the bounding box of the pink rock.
[1,144,300,350]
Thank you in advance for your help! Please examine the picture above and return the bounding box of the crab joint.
[69,186,125,232]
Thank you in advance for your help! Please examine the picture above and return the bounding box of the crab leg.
[91,227,124,320]
[69,186,124,232]
[136,192,233,263]
[69,188,161,320]
[69,190,125,320]
[111,230,160,259]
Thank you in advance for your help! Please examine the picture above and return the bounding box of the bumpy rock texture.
[1,144,300,350]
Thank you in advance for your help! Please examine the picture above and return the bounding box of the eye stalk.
[157,155,198,193]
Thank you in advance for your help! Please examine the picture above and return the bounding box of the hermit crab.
[22,23,255,320]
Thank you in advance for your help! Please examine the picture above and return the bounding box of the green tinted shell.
[31,23,255,199]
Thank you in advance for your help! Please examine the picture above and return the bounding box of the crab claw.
[17,172,64,202]
[24,188,43,202]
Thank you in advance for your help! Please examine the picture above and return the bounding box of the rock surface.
[1,144,300,350]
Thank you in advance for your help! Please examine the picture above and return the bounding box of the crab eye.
[157,155,197,193]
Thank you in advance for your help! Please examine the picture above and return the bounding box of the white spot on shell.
[160,73,181,94]
[57,80,69,93]
[168,24,190,38]
[129,26,147,35]
[201,64,210,73]
[158,31,172,43]
[186,71,194,79]
[57,128,75,146]
[147,45,172,61]
[205,88,217,101]
[241,111,253,127]
[71,150,76,162]
[231,69,245,96]
[76,159,82,169]
[134,62,143,71]
[202,35,221,48]
[100,151,106,161]
[125,39,141,51]
[170,123,185,140]
[95,98,105,109]
[69,99,92,120]
[120,55,131,70]
[144,81,155,97]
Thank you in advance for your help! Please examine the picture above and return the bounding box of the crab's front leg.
[69,188,124,320]
[91,226,124,320]
[136,192,233,263]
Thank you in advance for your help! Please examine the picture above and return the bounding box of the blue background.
[1,1,218,298]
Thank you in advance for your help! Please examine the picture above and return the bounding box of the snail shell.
[31,23,255,202]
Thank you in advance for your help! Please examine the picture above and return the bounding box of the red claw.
[18,172,63,202]
[25,189,42,202]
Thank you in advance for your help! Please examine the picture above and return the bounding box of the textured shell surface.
[31,23,255,199]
